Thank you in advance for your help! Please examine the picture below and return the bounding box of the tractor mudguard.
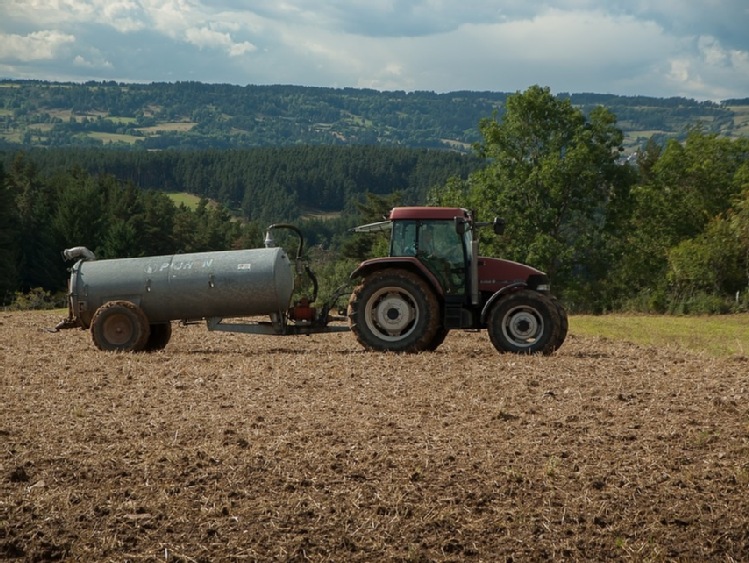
[351,257,445,299]
[480,282,527,324]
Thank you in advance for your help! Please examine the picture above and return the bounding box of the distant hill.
[1,80,747,153]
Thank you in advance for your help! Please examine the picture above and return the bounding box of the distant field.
[165,192,204,209]
[728,105,749,134]
[137,121,196,133]
[108,116,137,124]
[300,207,342,220]
[87,132,140,144]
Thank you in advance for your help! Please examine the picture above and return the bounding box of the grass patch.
[108,116,137,124]
[88,132,140,144]
[166,192,204,209]
[300,207,342,220]
[137,121,196,133]
[571,314,749,357]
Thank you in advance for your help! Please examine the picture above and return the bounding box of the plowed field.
[2,311,748,561]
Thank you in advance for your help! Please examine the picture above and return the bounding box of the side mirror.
[454,217,466,235]
[492,218,506,235]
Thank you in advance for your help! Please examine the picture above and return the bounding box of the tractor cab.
[390,216,468,296]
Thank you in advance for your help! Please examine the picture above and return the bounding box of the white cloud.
[228,42,257,57]
[184,27,232,49]
[698,36,729,67]
[74,54,113,69]
[184,26,257,56]
[0,30,75,61]
[0,1,748,100]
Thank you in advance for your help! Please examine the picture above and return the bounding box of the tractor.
[348,207,567,354]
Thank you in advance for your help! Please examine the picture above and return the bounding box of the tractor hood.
[477,257,550,293]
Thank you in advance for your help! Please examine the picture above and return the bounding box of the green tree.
[615,131,749,310]
[728,162,749,291]
[8,153,66,291]
[341,191,402,261]
[667,218,744,299]
[432,85,635,310]
[0,164,21,303]
[51,168,104,251]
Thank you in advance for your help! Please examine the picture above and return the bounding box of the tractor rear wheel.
[90,301,151,352]
[348,268,440,353]
[425,327,449,351]
[487,290,560,355]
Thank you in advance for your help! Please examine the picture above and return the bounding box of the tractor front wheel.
[90,301,151,352]
[487,290,561,355]
[348,268,440,353]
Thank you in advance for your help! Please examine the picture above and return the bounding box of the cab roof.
[388,207,470,221]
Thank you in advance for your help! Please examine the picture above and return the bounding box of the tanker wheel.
[90,301,151,352]
[487,290,561,355]
[348,268,440,353]
[143,322,172,352]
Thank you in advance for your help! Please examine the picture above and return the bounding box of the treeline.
[1,145,481,223]
[0,154,269,303]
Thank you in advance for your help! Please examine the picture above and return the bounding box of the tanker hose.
[264,223,304,259]
[304,264,319,304]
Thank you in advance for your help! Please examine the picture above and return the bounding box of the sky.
[1,1,748,102]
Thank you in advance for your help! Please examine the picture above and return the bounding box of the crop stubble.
[2,311,748,561]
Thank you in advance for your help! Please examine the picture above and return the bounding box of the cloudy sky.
[1,1,748,101]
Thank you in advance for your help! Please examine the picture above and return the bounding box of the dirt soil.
[2,311,749,562]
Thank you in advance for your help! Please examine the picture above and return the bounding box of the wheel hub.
[364,287,418,340]
[102,314,133,346]
[505,309,540,343]
[375,294,414,335]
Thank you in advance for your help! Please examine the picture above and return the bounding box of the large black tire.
[143,322,172,352]
[90,301,151,352]
[425,327,449,351]
[348,268,440,353]
[487,290,561,355]
[551,296,568,351]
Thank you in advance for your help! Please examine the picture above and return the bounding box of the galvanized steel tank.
[70,247,294,327]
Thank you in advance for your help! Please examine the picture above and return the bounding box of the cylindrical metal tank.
[70,247,294,327]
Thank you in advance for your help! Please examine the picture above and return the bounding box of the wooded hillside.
[2,80,747,152]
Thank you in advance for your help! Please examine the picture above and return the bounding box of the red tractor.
[347,207,567,354]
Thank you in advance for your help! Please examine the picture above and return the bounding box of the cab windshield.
[390,219,467,294]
